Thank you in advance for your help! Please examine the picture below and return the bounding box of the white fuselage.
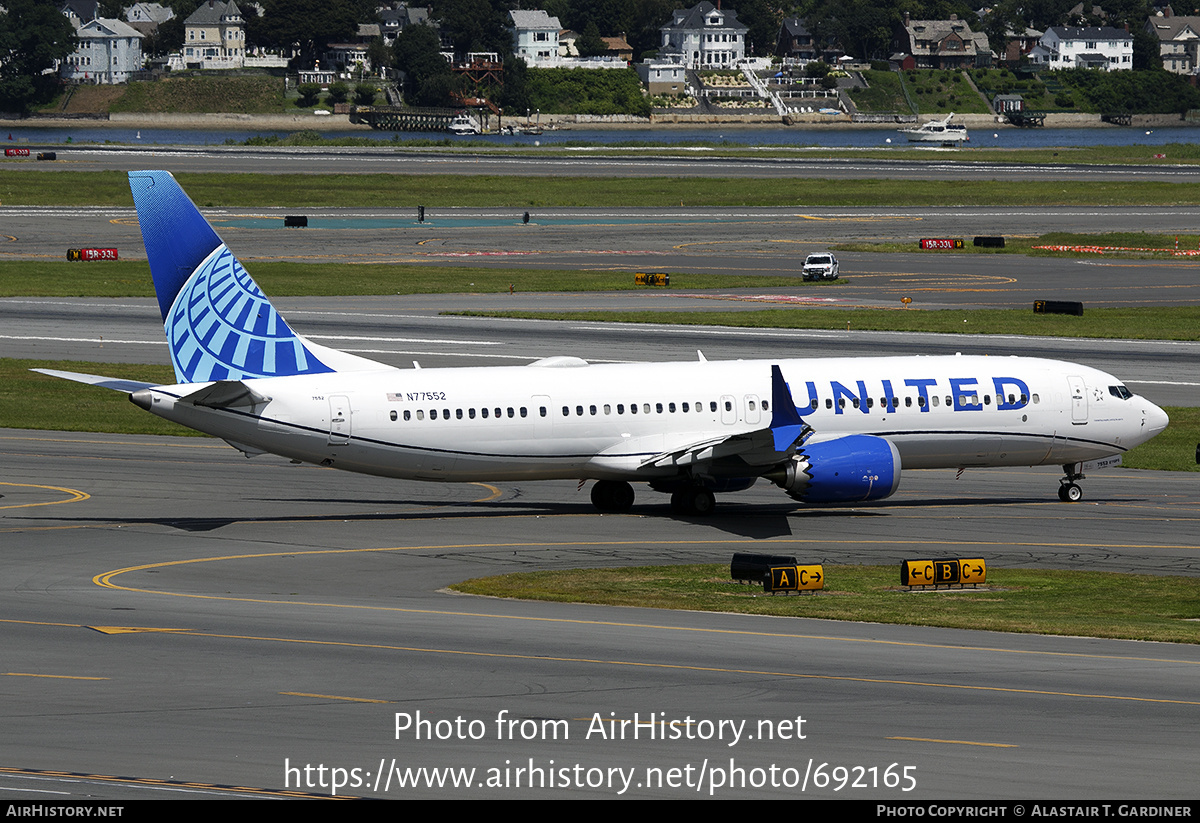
[136,355,1168,483]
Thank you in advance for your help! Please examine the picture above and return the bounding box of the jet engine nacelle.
[767,434,901,503]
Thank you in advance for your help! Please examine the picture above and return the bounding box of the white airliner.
[38,171,1169,514]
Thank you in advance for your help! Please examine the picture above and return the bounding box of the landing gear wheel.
[688,487,716,515]
[671,485,716,516]
[1057,463,1085,503]
[591,480,634,513]
[1059,482,1083,503]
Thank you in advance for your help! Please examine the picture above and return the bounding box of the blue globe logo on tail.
[166,244,332,382]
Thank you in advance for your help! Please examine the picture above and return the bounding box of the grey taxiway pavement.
[3,428,1199,800]
[14,143,1200,182]
[2,153,1199,799]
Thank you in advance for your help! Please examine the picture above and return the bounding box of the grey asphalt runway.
[12,143,1200,181]
[2,429,1199,799]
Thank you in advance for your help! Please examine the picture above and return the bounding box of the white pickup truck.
[802,253,839,281]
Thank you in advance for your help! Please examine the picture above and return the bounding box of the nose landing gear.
[1058,464,1084,502]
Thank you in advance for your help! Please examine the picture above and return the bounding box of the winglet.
[769,365,808,452]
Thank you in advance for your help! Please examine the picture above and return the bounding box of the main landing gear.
[670,485,716,516]
[1058,464,1084,502]
[591,479,635,513]
[589,481,719,515]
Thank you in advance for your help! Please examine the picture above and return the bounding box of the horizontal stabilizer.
[31,368,157,394]
[179,380,270,409]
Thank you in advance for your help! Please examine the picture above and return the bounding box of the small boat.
[449,112,481,135]
[898,112,968,145]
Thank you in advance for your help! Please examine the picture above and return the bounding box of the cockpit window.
[1108,385,1133,400]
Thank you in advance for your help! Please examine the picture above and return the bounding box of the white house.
[636,60,687,95]
[1029,26,1132,70]
[659,1,748,69]
[509,9,561,65]
[61,18,143,83]
[182,0,245,69]
[1145,12,1200,74]
[125,3,174,25]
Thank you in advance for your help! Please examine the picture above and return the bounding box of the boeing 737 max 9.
[36,171,1170,514]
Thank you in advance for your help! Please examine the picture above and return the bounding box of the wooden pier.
[352,106,460,132]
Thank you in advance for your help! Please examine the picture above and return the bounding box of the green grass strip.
[449,305,1200,342]
[0,261,783,298]
[5,170,1200,207]
[2,359,195,436]
[451,564,1200,644]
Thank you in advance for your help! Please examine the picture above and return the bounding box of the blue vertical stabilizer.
[128,171,333,383]
[129,171,224,321]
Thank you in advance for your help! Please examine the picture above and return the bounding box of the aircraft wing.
[640,365,811,470]
[31,368,158,394]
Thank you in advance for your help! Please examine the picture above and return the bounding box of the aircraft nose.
[1143,400,1169,438]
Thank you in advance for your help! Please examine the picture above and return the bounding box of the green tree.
[1133,26,1163,72]
[353,82,378,105]
[327,80,350,104]
[367,36,393,76]
[576,22,607,57]
[254,0,357,62]
[428,0,509,56]
[396,22,451,102]
[0,0,77,113]
[296,82,321,107]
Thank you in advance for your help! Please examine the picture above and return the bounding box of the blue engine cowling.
[766,434,901,503]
